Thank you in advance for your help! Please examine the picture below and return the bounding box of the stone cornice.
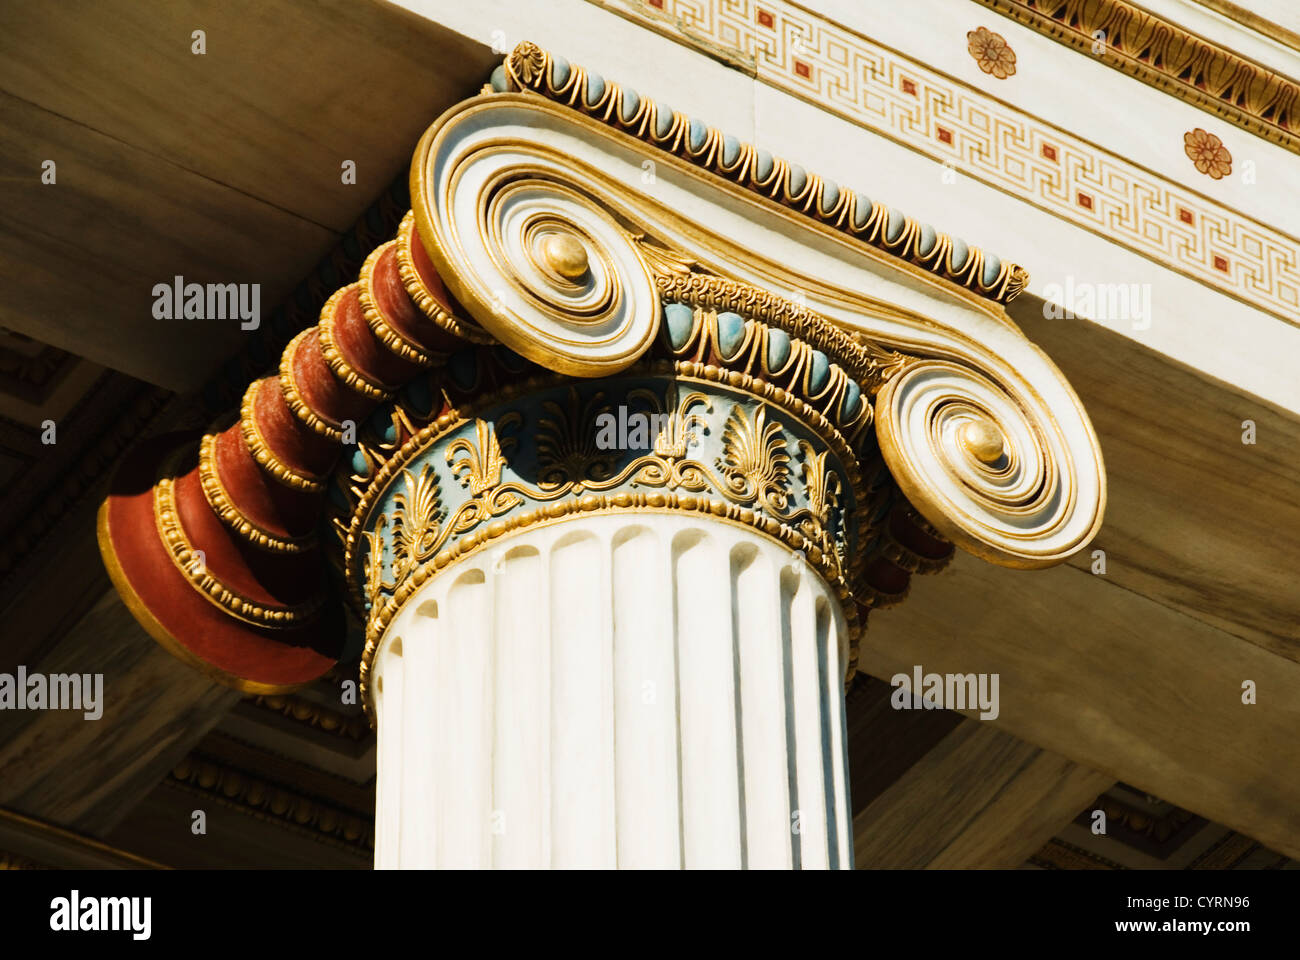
[496,42,1031,304]
[975,0,1300,154]
[168,753,374,855]
[1191,0,1300,55]
[583,0,1300,325]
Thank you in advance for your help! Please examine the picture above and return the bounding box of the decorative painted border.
[357,376,862,597]
[498,43,1032,304]
[975,0,1299,155]
[587,0,1300,323]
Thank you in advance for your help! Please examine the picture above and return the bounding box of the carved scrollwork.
[390,79,1105,577]
[652,268,908,397]
[873,358,1105,569]
[409,114,661,377]
[798,438,845,570]
[625,382,710,458]
[446,416,519,495]
[356,375,861,623]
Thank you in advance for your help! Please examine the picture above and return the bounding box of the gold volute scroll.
[874,358,1106,570]
[402,81,1105,573]
[408,104,662,378]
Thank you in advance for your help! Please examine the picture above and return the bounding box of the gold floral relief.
[391,464,442,584]
[717,403,793,515]
[537,388,619,489]
[362,515,392,601]
[967,27,1017,80]
[797,438,845,571]
[447,415,520,495]
[636,382,710,458]
[1184,128,1233,180]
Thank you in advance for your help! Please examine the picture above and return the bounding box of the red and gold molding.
[98,213,473,693]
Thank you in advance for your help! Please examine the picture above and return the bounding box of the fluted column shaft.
[371,513,852,869]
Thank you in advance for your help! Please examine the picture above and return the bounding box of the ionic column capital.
[99,40,1104,718]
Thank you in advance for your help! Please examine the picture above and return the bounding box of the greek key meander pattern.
[589,0,1300,322]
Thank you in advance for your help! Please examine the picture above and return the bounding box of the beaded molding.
[198,431,317,555]
[394,212,496,345]
[497,42,1030,304]
[154,450,325,627]
[358,241,443,368]
[239,382,328,494]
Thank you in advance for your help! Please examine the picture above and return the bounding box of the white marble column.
[371,513,852,869]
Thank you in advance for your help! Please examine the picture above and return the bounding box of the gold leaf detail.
[391,464,442,585]
[447,417,518,495]
[717,403,791,513]
[362,514,392,603]
[508,41,547,87]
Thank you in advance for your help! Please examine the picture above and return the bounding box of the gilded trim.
[654,268,908,393]
[975,0,1300,155]
[153,449,325,627]
[394,212,495,345]
[317,285,396,402]
[357,241,443,367]
[340,358,873,611]
[876,511,953,575]
[198,431,316,554]
[578,1,1300,324]
[502,41,1030,302]
[96,497,306,695]
[899,501,945,541]
[358,492,862,717]
[239,381,328,494]
[279,329,345,442]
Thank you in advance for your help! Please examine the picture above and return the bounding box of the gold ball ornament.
[540,232,589,280]
[960,417,1004,464]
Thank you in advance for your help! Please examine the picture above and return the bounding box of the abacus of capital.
[97,43,1105,870]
